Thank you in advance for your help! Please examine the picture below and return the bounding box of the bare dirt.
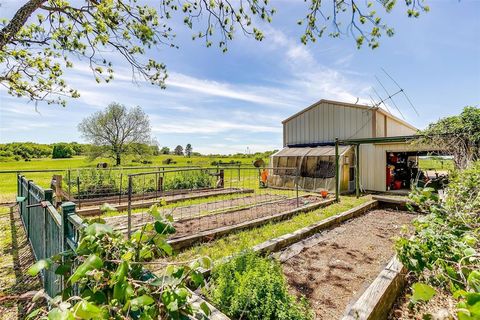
[281,209,415,320]
[0,206,42,320]
[387,274,457,319]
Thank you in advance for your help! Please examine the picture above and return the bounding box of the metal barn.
[271,99,434,194]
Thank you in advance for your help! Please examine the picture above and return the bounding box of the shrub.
[163,171,211,190]
[205,251,313,320]
[395,161,480,318]
[52,143,75,158]
[162,158,176,165]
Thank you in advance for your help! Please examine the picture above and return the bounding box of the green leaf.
[100,203,117,213]
[68,254,103,284]
[199,301,211,316]
[28,259,51,276]
[47,308,74,320]
[468,271,480,292]
[154,220,175,235]
[72,300,105,319]
[130,295,155,311]
[464,248,476,257]
[411,282,436,303]
[84,223,113,237]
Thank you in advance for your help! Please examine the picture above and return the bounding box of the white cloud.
[151,118,281,134]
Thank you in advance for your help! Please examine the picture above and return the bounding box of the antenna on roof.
[370,67,419,120]
[381,67,420,116]
[371,86,394,115]
[375,75,406,119]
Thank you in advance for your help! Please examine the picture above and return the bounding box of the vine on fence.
[396,162,480,319]
[27,204,212,319]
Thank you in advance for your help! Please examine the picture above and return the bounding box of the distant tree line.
[0,142,87,161]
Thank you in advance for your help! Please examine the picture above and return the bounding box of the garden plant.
[26,204,212,319]
[396,161,480,319]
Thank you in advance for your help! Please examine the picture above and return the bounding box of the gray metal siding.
[284,102,373,145]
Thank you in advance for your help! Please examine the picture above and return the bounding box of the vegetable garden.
[9,161,479,319]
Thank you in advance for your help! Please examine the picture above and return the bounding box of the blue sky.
[1,0,479,154]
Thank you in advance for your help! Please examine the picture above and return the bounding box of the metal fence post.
[127,175,133,239]
[296,169,299,208]
[119,173,123,204]
[26,180,32,237]
[356,144,360,198]
[335,138,340,202]
[76,176,81,208]
[61,202,76,291]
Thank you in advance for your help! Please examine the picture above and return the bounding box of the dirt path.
[0,206,42,320]
[280,209,415,319]
[105,193,286,230]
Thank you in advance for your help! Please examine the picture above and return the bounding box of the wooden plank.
[342,256,406,320]
[188,290,230,320]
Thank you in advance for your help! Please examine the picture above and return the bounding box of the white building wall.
[359,142,438,191]
[385,117,417,136]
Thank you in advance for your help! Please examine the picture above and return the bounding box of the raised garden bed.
[279,209,415,319]
[104,193,286,231]
[76,187,254,216]
[184,198,418,320]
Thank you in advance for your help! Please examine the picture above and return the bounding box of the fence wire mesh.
[90,166,326,239]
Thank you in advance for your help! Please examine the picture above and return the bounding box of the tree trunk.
[116,153,121,166]
[0,0,47,49]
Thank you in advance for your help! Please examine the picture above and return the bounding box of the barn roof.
[281,99,418,131]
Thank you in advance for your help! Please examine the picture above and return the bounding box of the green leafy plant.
[163,171,212,191]
[27,204,211,319]
[205,251,313,320]
[396,161,480,318]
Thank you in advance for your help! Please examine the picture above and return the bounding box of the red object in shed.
[393,180,403,190]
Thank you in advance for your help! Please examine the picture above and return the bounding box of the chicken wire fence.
[98,166,320,238]
[57,166,200,208]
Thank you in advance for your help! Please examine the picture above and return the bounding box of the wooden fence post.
[219,170,224,188]
[53,175,63,205]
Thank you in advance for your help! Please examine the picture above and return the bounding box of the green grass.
[0,155,265,202]
[418,157,454,171]
[163,195,370,264]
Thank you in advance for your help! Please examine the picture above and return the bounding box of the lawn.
[0,155,266,203]
[418,156,454,171]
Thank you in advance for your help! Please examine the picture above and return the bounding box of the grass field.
[0,155,266,202]
[418,157,455,171]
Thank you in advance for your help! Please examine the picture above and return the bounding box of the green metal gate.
[17,175,82,297]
